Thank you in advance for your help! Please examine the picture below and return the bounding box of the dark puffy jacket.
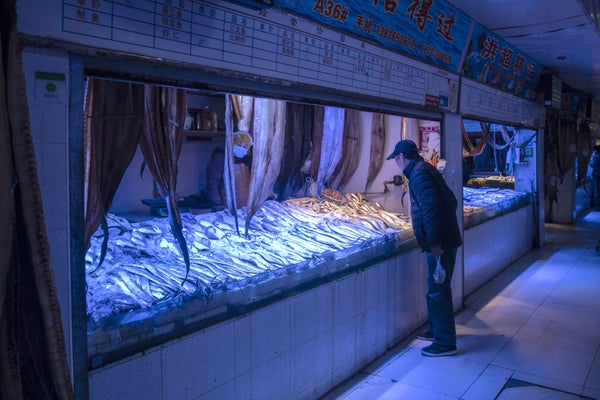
[403,157,462,251]
[206,147,226,211]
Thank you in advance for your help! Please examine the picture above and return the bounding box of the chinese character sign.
[276,0,472,72]
[462,23,542,101]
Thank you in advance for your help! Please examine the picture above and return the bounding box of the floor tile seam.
[583,341,600,392]
[500,335,600,364]
[380,376,462,398]
[477,332,514,366]
[533,260,577,313]
[501,377,588,399]
[457,362,513,400]
[491,365,588,392]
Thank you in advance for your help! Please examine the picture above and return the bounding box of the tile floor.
[320,212,600,400]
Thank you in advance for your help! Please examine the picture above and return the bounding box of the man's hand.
[430,244,443,258]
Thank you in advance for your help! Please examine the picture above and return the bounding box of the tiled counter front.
[464,205,533,295]
[89,247,432,400]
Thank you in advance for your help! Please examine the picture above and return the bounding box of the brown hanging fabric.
[83,78,145,258]
[139,85,190,277]
[0,0,74,398]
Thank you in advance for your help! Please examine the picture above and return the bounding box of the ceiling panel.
[449,0,600,101]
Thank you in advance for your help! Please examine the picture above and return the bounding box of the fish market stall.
[86,194,415,365]
[463,186,531,229]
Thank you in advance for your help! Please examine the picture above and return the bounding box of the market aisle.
[321,212,600,400]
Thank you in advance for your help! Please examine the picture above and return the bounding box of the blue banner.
[462,23,543,101]
[275,0,472,72]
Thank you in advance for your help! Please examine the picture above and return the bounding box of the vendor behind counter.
[206,131,252,212]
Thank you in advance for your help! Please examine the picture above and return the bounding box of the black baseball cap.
[386,140,419,160]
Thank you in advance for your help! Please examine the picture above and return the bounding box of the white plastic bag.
[433,256,446,284]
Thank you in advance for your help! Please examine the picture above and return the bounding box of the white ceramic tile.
[458,306,531,338]
[375,262,390,305]
[318,372,373,400]
[248,353,292,400]
[545,279,600,310]
[192,382,235,400]
[496,384,582,400]
[475,296,538,321]
[374,301,389,351]
[290,285,333,346]
[582,386,600,399]
[333,274,358,325]
[457,332,510,364]
[511,372,584,397]
[39,143,67,187]
[332,317,359,382]
[534,302,600,333]
[493,339,595,387]
[363,344,412,374]
[89,349,162,400]
[161,323,235,399]
[233,314,252,376]
[231,370,252,400]
[362,264,380,309]
[248,300,292,367]
[512,316,549,343]
[330,374,459,400]
[585,346,600,390]
[363,305,380,361]
[291,333,334,397]
[373,345,488,398]
[535,319,600,353]
[461,365,514,400]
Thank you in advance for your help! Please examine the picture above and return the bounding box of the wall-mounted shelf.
[184,130,225,142]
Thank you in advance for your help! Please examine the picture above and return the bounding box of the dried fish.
[365,113,386,192]
[332,108,361,189]
[245,98,287,236]
[316,106,345,196]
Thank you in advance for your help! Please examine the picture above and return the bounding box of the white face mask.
[233,145,248,159]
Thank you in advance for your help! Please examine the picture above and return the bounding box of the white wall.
[442,113,465,310]
[22,48,73,373]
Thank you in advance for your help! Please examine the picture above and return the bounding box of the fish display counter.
[462,186,533,295]
[85,193,414,366]
[463,186,531,229]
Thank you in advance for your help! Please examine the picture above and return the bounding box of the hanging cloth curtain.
[139,85,190,278]
[0,0,74,398]
[83,78,145,264]
[462,121,490,158]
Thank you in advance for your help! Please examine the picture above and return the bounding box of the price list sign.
[460,79,544,127]
[61,0,455,109]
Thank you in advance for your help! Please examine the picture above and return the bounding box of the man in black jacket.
[387,139,462,357]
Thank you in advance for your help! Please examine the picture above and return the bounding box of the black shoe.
[421,343,457,357]
[416,331,434,341]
